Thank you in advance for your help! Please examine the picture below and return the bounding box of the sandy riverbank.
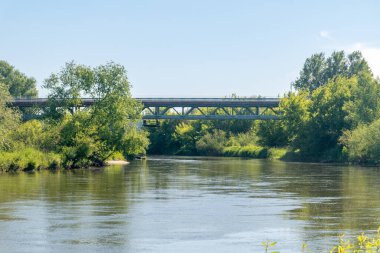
[106,160,130,165]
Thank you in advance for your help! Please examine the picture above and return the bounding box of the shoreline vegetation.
[147,51,380,167]
[2,50,380,171]
[0,61,149,172]
[260,227,380,253]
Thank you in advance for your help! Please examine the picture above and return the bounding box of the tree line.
[1,50,380,171]
[148,51,380,164]
[0,61,149,171]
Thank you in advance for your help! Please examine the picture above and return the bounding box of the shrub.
[228,130,258,147]
[343,119,380,164]
[196,130,227,156]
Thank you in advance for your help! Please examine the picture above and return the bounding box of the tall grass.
[0,148,61,172]
[222,145,287,159]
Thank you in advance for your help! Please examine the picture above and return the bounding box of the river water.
[0,156,380,253]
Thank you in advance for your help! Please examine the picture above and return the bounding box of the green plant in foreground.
[261,240,278,253]
[329,227,380,253]
[257,227,380,253]
[302,243,309,253]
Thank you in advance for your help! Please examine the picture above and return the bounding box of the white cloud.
[319,30,331,39]
[345,43,380,78]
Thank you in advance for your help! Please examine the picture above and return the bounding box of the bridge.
[10,98,281,121]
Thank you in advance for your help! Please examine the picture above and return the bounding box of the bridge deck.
[10,98,280,107]
[9,98,281,120]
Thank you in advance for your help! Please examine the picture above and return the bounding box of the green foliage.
[203,117,254,135]
[196,129,228,155]
[344,71,380,126]
[329,228,380,253]
[293,51,371,92]
[297,77,355,156]
[342,119,380,164]
[0,60,38,97]
[0,148,61,172]
[223,145,268,158]
[0,82,21,150]
[267,147,288,159]
[254,228,380,252]
[293,52,327,91]
[279,91,310,144]
[256,119,288,147]
[148,120,180,154]
[9,120,59,151]
[228,130,259,147]
[172,122,200,155]
[261,240,278,253]
[43,61,149,167]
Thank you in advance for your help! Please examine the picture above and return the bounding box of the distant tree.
[0,82,20,150]
[0,60,38,97]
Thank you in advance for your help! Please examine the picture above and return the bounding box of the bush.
[228,130,258,147]
[343,119,380,164]
[196,130,227,156]
[267,148,288,159]
[223,146,241,156]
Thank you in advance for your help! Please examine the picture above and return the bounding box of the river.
[0,156,379,253]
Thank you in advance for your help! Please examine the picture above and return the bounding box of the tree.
[324,51,348,80]
[344,61,380,126]
[292,51,373,93]
[148,120,180,155]
[43,61,94,119]
[279,91,310,145]
[256,119,288,147]
[0,60,38,97]
[172,122,200,155]
[0,82,20,150]
[289,77,356,157]
[293,53,327,91]
[43,61,149,166]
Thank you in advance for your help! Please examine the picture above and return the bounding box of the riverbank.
[149,145,352,165]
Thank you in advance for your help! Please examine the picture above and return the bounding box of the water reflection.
[0,157,379,252]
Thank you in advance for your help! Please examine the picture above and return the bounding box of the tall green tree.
[300,77,356,156]
[344,64,380,126]
[293,53,327,91]
[0,60,38,97]
[292,51,372,92]
[43,61,149,167]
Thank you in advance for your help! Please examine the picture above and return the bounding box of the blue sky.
[1,0,380,97]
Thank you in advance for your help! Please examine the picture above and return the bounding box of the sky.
[1,0,380,98]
